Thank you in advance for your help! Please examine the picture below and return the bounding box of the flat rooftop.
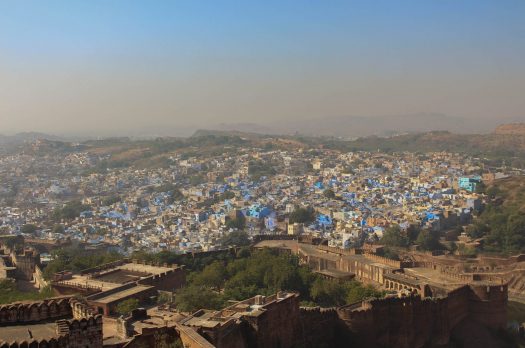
[299,243,394,270]
[118,263,175,275]
[62,262,176,290]
[0,322,57,343]
[182,293,296,329]
[91,285,153,304]
[403,267,468,290]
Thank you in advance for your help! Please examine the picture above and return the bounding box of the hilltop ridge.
[494,123,525,135]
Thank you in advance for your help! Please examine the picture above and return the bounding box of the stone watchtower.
[12,247,40,281]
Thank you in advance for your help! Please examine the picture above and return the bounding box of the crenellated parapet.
[331,284,508,348]
[316,244,360,256]
[0,298,71,325]
[56,315,103,348]
[0,336,69,348]
[362,252,413,268]
[69,298,96,319]
[0,298,103,348]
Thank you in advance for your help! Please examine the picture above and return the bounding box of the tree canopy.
[174,249,384,312]
[380,225,409,248]
[116,298,139,316]
[289,206,316,224]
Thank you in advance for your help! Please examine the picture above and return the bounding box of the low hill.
[494,123,525,135]
[339,130,525,167]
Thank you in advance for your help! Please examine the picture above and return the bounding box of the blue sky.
[1,1,524,135]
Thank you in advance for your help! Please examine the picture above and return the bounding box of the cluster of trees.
[289,206,316,224]
[101,195,121,207]
[218,231,251,247]
[225,215,246,230]
[116,298,139,316]
[52,200,91,221]
[380,225,441,252]
[248,160,276,181]
[20,223,38,234]
[20,223,67,235]
[174,249,383,312]
[131,248,238,273]
[43,247,122,280]
[0,280,54,305]
[465,182,525,254]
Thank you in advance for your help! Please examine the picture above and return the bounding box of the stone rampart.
[0,298,71,326]
[0,299,102,348]
[316,245,360,256]
[137,267,186,291]
[56,315,103,348]
[33,265,48,290]
[333,284,507,348]
[80,259,128,275]
[363,252,412,268]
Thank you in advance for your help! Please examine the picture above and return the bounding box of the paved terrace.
[298,243,396,271]
[58,262,177,291]
[0,322,57,343]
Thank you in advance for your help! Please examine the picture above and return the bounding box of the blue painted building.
[458,176,481,192]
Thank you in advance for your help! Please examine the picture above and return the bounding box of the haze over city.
[1,0,524,137]
[4,2,525,348]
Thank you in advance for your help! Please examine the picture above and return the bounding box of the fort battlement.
[0,298,71,325]
[469,283,508,302]
[0,336,70,348]
[299,306,337,315]
[253,235,298,243]
[363,252,413,268]
[69,298,96,319]
[0,298,102,348]
[438,266,475,282]
[80,259,128,275]
[316,244,359,256]
[329,283,507,347]
[55,315,103,348]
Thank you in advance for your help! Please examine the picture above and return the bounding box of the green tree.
[289,206,316,224]
[226,215,246,230]
[219,231,250,247]
[174,286,224,312]
[346,282,382,304]
[0,280,54,304]
[380,225,409,247]
[323,189,336,199]
[102,195,121,206]
[116,298,139,316]
[191,261,227,290]
[52,224,65,234]
[309,278,347,307]
[53,200,91,220]
[21,224,37,234]
[415,230,441,251]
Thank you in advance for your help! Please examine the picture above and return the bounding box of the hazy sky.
[1,1,524,136]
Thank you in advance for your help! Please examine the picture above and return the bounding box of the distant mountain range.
[2,116,525,149]
[210,113,525,138]
[0,132,67,144]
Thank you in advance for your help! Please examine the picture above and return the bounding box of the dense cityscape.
[0,139,512,255]
[2,1,525,347]
[0,132,524,347]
